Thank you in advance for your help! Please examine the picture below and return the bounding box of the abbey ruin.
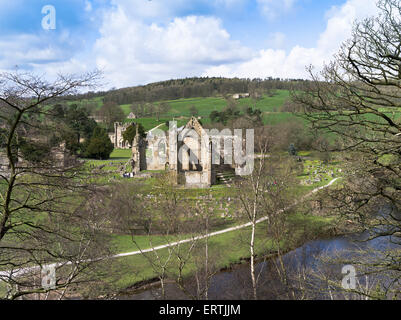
[113,117,253,188]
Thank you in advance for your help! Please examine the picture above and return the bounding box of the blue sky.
[0,0,379,89]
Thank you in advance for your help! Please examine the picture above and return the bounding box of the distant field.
[67,96,104,108]
[157,96,227,117]
[154,90,290,118]
[236,90,290,112]
[124,118,169,131]
[67,90,291,125]
[120,104,132,115]
[65,91,401,132]
[124,117,189,131]
[66,90,315,131]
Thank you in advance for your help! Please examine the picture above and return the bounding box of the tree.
[18,139,51,163]
[189,105,199,117]
[209,110,220,123]
[243,107,263,126]
[158,102,171,120]
[235,127,294,299]
[130,101,147,118]
[98,101,125,131]
[83,127,114,160]
[128,174,186,299]
[122,122,145,146]
[292,0,401,298]
[0,70,111,300]
[55,103,97,153]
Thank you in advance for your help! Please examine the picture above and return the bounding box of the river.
[117,231,399,300]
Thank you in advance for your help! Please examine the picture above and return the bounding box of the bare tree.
[235,127,296,299]
[174,199,221,300]
[292,0,401,296]
[0,70,112,299]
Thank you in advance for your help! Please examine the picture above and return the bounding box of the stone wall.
[111,122,130,149]
[145,136,167,170]
[184,171,211,188]
[0,151,9,176]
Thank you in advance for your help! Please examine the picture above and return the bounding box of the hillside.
[68,87,301,131]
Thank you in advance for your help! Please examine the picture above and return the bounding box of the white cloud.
[0,0,382,89]
[94,6,252,87]
[0,34,68,70]
[204,0,378,79]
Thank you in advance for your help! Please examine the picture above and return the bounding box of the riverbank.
[107,209,356,299]
[68,178,349,299]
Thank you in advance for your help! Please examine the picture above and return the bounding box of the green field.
[153,90,290,118]
[102,203,338,294]
[65,90,309,135]
[69,90,291,120]
[124,117,189,131]
[110,148,131,159]
[67,90,401,133]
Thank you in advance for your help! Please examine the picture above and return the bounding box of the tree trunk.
[250,219,257,300]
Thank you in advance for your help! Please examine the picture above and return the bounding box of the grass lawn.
[120,104,132,115]
[110,149,131,160]
[236,90,290,112]
[112,90,291,121]
[156,90,290,118]
[0,142,343,298]
[98,161,341,293]
[102,205,337,293]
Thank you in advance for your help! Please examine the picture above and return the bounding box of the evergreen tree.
[122,123,145,146]
[83,127,114,160]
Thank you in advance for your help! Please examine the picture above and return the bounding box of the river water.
[118,231,399,300]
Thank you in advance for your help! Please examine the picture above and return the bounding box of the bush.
[19,140,51,163]
[83,127,114,160]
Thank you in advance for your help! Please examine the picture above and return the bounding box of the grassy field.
[124,117,189,131]
[69,90,291,119]
[65,90,313,136]
[120,104,132,115]
[67,90,401,133]
[3,86,350,298]
[101,204,337,294]
[110,148,131,159]
[0,145,343,298]
[152,90,290,118]
[156,97,227,118]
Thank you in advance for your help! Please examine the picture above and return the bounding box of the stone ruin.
[128,117,249,188]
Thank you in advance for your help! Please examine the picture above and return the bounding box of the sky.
[0,0,380,90]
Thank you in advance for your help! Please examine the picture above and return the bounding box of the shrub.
[83,127,114,160]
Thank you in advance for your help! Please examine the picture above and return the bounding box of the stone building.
[88,115,105,123]
[127,112,137,119]
[130,117,251,188]
[0,142,77,178]
[109,113,139,149]
[109,122,131,149]
[50,143,78,168]
[232,93,250,100]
